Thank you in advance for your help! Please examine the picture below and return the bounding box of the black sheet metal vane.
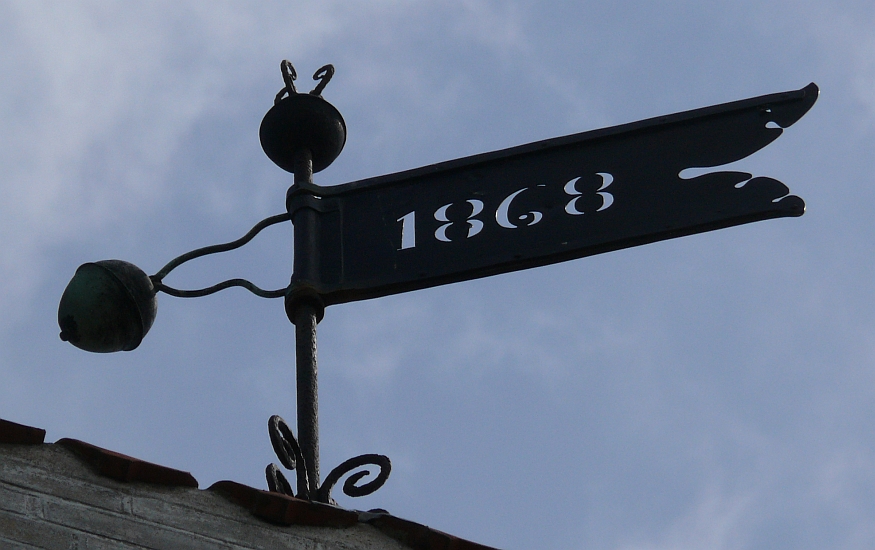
[290,83,818,306]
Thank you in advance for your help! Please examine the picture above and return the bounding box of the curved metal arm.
[153,278,287,299]
[150,213,291,299]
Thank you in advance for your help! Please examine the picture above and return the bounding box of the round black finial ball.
[58,260,157,353]
[260,93,346,174]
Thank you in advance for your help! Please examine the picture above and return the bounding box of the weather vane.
[58,60,818,504]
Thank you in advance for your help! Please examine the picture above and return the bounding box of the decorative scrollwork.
[268,415,302,471]
[265,414,391,503]
[265,463,293,496]
[275,60,298,104]
[266,415,310,500]
[310,64,334,96]
[273,61,335,103]
[317,453,391,502]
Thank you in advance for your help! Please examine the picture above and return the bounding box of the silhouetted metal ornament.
[264,415,391,504]
[58,260,157,353]
[260,62,346,174]
[55,59,818,508]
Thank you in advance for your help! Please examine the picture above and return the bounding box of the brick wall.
[0,442,407,549]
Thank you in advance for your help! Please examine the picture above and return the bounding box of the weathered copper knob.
[58,260,157,353]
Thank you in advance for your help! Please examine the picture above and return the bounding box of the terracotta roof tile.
[0,418,46,444]
[1,418,500,549]
[56,438,198,488]
[209,480,358,527]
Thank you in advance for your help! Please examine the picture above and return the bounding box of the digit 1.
[397,211,415,250]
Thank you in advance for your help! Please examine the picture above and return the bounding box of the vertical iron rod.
[291,149,320,495]
[294,303,319,495]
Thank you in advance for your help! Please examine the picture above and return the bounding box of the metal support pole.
[294,302,319,495]
[290,149,320,496]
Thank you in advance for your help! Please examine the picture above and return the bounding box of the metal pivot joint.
[285,149,325,325]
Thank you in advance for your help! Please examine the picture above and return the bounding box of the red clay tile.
[209,480,359,527]
[56,438,198,488]
[0,418,497,548]
[0,418,46,445]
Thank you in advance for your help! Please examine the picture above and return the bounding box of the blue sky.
[2,2,874,549]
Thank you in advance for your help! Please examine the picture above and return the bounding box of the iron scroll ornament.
[265,415,391,503]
